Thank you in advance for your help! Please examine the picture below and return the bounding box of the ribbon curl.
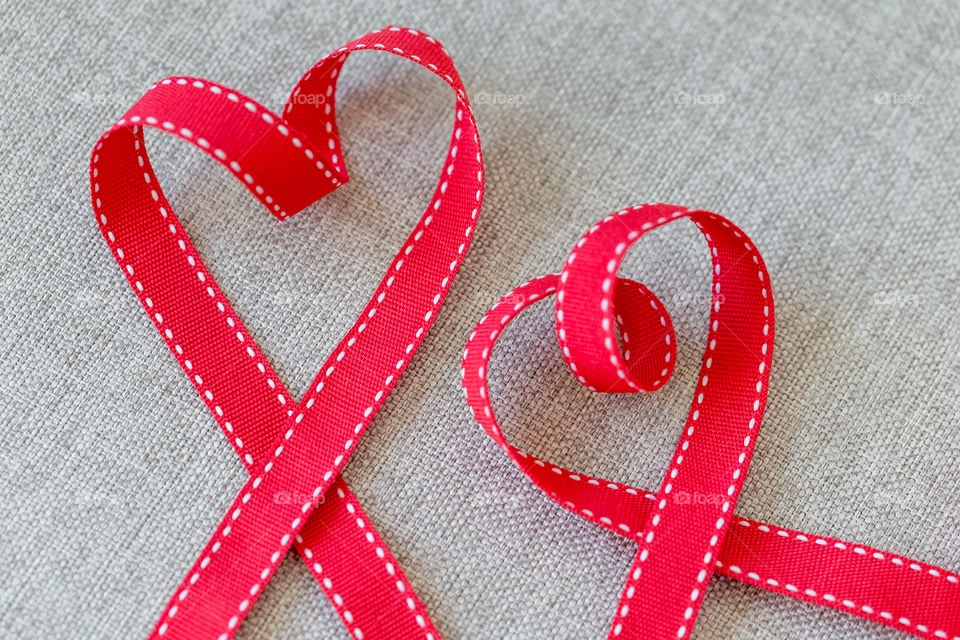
[462,204,960,639]
[90,22,959,638]
[91,26,481,640]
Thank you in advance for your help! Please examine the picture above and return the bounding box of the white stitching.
[214,46,483,633]
[99,31,484,636]
[117,113,290,218]
[129,135,296,464]
[92,132,231,635]
[463,268,956,639]
[109,116,385,636]
[295,543,365,640]
[716,560,958,640]
[733,518,960,585]
[132,105,405,626]
[658,213,770,638]
[332,487,438,640]
[513,205,770,638]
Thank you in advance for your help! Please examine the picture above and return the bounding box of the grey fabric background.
[1,0,958,638]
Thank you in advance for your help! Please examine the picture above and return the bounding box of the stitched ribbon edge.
[90,25,481,640]
[462,206,960,640]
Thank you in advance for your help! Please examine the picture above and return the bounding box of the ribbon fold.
[90,24,959,640]
[91,26,481,640]
[462,204,960,639]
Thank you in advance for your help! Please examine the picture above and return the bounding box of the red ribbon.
[90,24,959,640]
[91,27,480,640]
[462,204,960,639]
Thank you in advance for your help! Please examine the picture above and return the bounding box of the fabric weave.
[1,1,958,638]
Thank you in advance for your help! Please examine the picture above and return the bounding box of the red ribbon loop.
[92,26,480,640]
[91,25,959,639]
[560,274,677,393]
[463,205,960,639]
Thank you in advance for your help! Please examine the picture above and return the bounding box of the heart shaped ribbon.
[91,27,481,640]
[462,204,960,639]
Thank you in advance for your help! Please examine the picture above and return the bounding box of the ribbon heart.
[463,204,960,639]
[91,27,481,640]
